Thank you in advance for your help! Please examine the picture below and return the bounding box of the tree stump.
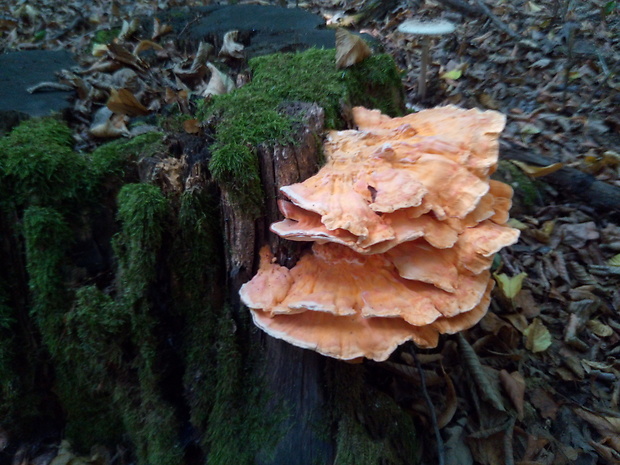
[0,50,418,465]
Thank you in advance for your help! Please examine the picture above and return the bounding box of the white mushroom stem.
[419,36,430,99]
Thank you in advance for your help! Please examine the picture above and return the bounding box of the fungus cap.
[397,19,456,36]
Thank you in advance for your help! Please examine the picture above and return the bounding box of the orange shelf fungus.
[240,106,520,361]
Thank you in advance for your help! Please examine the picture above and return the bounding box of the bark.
[223,102,419,464]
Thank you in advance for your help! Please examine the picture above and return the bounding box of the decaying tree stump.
[0,46,418,464]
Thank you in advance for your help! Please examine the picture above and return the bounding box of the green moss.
[497,160,543,207]
[22,206,73,354]
[328,363,419,465]
[92,28,120,48]
[0,118,86,209]
[64,286,128,382]
[87,132,165,191]
[113,183,169,301]
[204,313,281,465]
[202,48,404,216]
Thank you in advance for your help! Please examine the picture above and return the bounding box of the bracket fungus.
[240,106,520,362]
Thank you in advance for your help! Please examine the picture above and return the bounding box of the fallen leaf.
[441,69,462,80]
[133,40,164,56]
[511,160,564,177]
[437,368,457,428]
[106,42,147,71]
[574,408,620,452]
[202,62,235,97]
[524,318,552,353]
[530,387,558,419]
[107,88,149,116]
[457,334,505,412]
[587,319,614,337]
[335,28,371,69]
[494,272,527,300]
[499,369,525,420]
[183,119,201,134]
[608,253,620,266]
[219,30,244,59]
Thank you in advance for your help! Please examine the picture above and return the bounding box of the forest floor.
[1,0,619,464]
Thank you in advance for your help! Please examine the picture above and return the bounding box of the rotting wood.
[500,142,620,217]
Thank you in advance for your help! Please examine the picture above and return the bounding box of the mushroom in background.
[240,106,520,362]
[397,19,456,100]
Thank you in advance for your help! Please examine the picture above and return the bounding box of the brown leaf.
[574,408,620,452]
[529,387,558,420]
[335,28,371,69]
[152,17,173,40]
[133,40,164,56]
[183,119,201,134]
[89,107,129,139]
[437,368,457,428]
[107,88,149,116]
[107,42,148,72]
[499,369,525,420]
[457,334,506,412]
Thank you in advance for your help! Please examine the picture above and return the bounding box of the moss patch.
[327,362,419,465]
[202,48,404,216]
[0,118,85,210]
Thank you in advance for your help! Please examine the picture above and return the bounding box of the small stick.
[503,417,516,465]
[26,82,74,93]
[470,0,526,43]
[411,347,445,465]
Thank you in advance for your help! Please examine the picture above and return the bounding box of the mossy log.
[0,49,419,465]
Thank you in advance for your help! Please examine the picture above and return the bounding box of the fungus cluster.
[240,106,520,362]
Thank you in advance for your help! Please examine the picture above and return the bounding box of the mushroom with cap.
[397,19,456,100]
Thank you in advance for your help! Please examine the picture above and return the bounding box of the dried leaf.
[202,63,235,97]
[523,318,552,353]
[118,18,139,42]
[494,272,527,300]
[107,42,147,72]
[530,387,558,419]
[511,160,564,177]
[133,40,164,56]
[574,408,620,453]
[156,157,186,193]
[89,107,129,138]
[152,17,172,40]
[92,43,108,56]
[437,368,458,428]
[335,28,371,69]
[587,319,614,337]
[219,30,244,59]
[183,119,201,134]
[457,334,506,412]
[499,369,525,420]
[107,88,149,116]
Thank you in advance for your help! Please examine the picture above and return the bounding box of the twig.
[470,0,524,42]
[176,14,202,41]
[503,416,516,465]
[468,416,514,438]
[411,347,445,465]
[435,0,484,17]
[26,82,74,93]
